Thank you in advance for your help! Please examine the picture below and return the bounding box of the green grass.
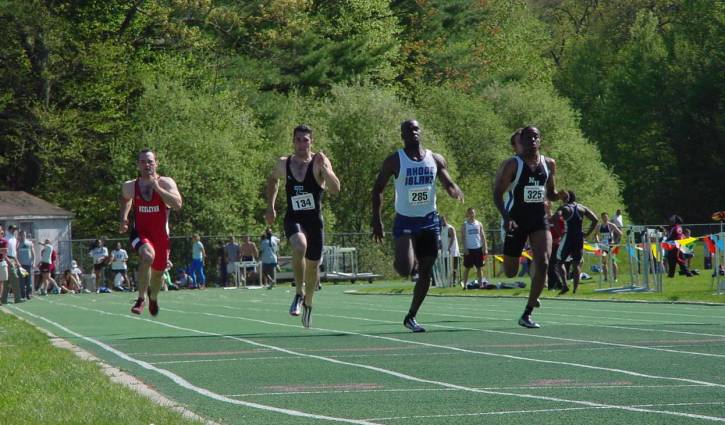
[352,268,725,304]
[0,311,202,425]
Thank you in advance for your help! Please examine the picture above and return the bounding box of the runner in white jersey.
[461,207,487,289]
[439,215,460,286]
[372,119,464,332]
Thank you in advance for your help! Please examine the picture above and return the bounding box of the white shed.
[0,191,74,272]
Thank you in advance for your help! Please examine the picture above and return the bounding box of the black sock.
[523,305,534,316]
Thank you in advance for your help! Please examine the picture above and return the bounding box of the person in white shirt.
[460,208,488,289]
[38,239,58,295]
[89,239,109,292]
[260,228,280,288]
[438,215,460,287]
[110,242,130,291]
[613,209,624,229]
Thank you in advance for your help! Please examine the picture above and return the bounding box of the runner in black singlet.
[266,124,340,328]
[493,127,566,328]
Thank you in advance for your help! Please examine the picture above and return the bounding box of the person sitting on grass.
[61,269,82,293]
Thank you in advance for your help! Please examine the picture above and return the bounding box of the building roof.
[0,191,74,220]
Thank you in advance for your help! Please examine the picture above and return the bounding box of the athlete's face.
[601,213,609,223]
[137,152,158,177]
[293,131,312,156]
[466,209,475,220]
[518,127,541,155]
[401,120,421,147]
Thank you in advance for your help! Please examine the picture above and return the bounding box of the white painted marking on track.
[366,401,725,421]
[36,298,725,422]
[11,306,381,425]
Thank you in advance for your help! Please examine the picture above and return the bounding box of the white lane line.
[339,296,723,327]
[185,299,725,359]
[11,306,381,425]
[225,384,707,398]
[367,401,725,421]
[234,294,725,338]
[32,300,725,423]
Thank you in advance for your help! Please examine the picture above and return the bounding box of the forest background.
[1,0,722,244]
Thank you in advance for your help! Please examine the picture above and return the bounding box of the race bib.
[523,185,545,203]
[407,187,432,206]
[291,193,315,211]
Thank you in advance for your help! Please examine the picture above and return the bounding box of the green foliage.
[130,69,268,235]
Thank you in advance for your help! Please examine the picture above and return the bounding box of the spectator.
[70,260,90,293]
[61,270,81,293]
[613,209,624,229]
[190,234,207,288]
[175,267,194,289]
[16,230,35,300]
[439,215,460,287]
[224,236,242,287]
[216,240,227,287]
[1,224,22,304]
[162,261,174,291]
[594,212,622,282]
[554,191,598,294]
[38,240,57,296]
[0,225,8,304]
[89,239,109,292]
[665,215,692,278]
[110,242,130,291]
[259,228,280,288]
[460,207,487,289]
[681,228,698,274]
[240,235,259,284]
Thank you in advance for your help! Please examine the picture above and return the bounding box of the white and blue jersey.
[393,149,439,238]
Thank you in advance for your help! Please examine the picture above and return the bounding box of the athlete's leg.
[476,265,483,285]
[136,244,155,300]
[524,229,551,313]
[303,259,320,306]
[289,232,307,295]
[406,230,438,320]
[148,269,163,300]
[394,236,415,277]
[602,255,609,281]
[462,264,470,286]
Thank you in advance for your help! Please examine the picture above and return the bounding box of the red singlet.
[132,179,170,271]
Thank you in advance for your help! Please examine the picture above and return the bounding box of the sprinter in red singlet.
[120,149,183,316]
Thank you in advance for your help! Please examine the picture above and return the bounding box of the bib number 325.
[523,185,545,203]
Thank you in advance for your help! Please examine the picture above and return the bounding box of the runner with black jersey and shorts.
[493,127,566,328]
[120,149,183,316]
[266,124,340,328]
[555,191,598,294]
[372,119,464,332]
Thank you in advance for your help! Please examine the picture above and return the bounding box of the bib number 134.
[291,193,315,211]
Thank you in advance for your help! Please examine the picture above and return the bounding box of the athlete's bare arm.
[582,206,599,240]
[449,226,458,254]
[460,222,468,255]
[119,180,135,233]
[314,152,341,195]
[493,158,517,231]
[433,153,464,202]
[544,157,565,202]
[265,157,286,225]
[155,176,182,211]
[479,221,488,256]
[371,153,399,242]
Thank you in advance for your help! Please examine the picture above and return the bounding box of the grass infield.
[2,281,724,424]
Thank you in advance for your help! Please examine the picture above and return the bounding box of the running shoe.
[289,293,303,316]
[558,286,569,295]
[518,315,540,329]
[403,315,425,332]
[149,298,159,316]
[301,303,312,328]
[131,298,145,315]
[534,298,541,308]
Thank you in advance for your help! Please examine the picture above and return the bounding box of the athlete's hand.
[504,219,518,232]
[372,219,385,243]
[315,151,332,177]
[265,207,276,225]
[119,219,129,234]
[447,185,464,203]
